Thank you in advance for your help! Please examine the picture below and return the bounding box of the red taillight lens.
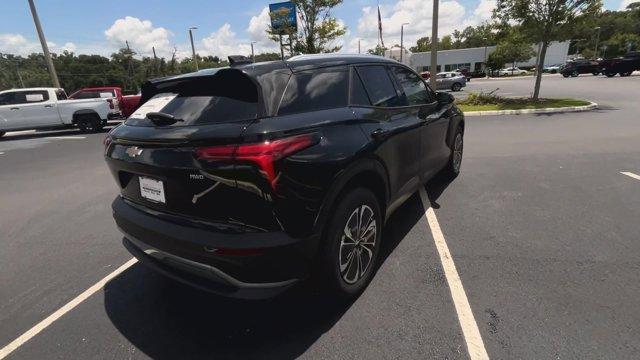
[195,134,318,189]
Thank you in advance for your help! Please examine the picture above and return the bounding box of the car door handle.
[44,104,53,108]
[10,107,20,110]
[371,128,391,140]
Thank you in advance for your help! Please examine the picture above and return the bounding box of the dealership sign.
[269,1,297,34]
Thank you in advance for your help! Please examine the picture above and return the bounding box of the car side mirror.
[436,92,455,105]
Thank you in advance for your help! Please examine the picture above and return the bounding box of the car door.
[352,65,424,203]
[388,66,442,179]
[17,90,61,127]
[0,91,24,130]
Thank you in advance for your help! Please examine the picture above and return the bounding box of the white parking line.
[418,187,489,360]
[0,258,137,359]
[621,171,640,181]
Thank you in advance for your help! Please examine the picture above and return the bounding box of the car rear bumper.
[112,196,319,299]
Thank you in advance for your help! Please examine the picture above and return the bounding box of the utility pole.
[279,35,284,61]
[152,46,158,75]
[483,37,488,78]
[15,61,25,88]
[27,0,60,88]
[429,0,439,90]
[251,42,256,62]
[594,27,601,59]
[125,40,134,90]
[358,39,361,54]
[188,26,199,71]
[400,23,409,63]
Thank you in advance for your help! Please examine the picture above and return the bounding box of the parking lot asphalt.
[1,74,639,359]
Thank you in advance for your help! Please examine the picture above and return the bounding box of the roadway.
[1,74,639,359]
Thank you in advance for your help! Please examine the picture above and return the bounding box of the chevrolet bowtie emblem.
[126,146,143,158]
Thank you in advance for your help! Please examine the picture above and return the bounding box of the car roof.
[155,54,399,82]
[0,87,59,93]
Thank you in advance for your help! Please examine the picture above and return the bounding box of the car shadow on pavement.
[103,176,455,359]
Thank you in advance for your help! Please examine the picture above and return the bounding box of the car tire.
[77,114,104,133]
[443,126,464,177]
[562,73,570,78]
[592,72,600,76]
[605,72,616,77]
[571,71,579,77]
[451,83,462,92]
[319,187,382,297]
[0,131,5,138]
[620,72,632,77]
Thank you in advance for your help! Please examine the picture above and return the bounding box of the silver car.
[435,72,466,91]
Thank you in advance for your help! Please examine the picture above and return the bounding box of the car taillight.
[195,134,318,189]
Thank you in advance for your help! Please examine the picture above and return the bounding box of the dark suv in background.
[104,54,464,299]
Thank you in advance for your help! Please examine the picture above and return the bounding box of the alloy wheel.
[453,132,463,173]
[339,205,377,285]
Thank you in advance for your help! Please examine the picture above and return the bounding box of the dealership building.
[385,41,571,73]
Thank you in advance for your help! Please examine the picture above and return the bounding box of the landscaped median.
[457,91,598,116]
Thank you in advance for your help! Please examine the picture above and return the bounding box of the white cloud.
[0,33,41,55]
[201,23,252,59]
[345,0,499,54]
[246,7,284,54]
[104,16,173,57]
[619,0,637,10]
[347,0,466,53]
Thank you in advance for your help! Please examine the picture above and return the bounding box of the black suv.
[105,54,464,299]
[560,59,601,77]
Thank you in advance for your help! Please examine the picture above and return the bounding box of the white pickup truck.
[0,87,110,138]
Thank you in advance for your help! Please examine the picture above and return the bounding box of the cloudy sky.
[0,0,629,60]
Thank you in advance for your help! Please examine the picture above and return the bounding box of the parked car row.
[0,87,111,137]
[560,52,640,78]
[0,85,142,137]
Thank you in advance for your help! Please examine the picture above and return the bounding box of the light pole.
[251,41,256,62]
[358,39,361,54]
[400,23,409,62]
[27,0,60,88]
[483,37,488,78]
[594,27,601,59]
[188,26,198,71]
[430,0,439,90]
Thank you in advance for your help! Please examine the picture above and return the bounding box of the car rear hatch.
[105,68,286,232]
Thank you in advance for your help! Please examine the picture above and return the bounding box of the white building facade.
[385,42,571,72]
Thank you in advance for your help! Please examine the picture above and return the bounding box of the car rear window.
[126,70,258,126]
[356,65,402,107]
[278,67,348,115]
[74,91,114,99]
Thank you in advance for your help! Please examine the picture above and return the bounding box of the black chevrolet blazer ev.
[104,54,465,299]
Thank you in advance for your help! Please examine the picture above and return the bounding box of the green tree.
[494,0,601,100]
[409,37,431,52]
[367,44,387,56]
[268,0,346,54]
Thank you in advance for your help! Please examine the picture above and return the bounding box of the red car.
[69,87,141,118]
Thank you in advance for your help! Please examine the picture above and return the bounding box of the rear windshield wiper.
[146,112,184,126]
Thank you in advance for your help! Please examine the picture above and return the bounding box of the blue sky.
[0,0,629,59]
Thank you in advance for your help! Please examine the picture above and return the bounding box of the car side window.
[349,67,371,106]
[278,66,349,116]
[391,66,432,106]
[0,92,17,106]
[356,65,402,107]
[23,90,49,103]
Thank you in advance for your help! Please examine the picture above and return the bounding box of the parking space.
[1,75,640,359]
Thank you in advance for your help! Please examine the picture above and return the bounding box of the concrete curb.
[463,101,598,117]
